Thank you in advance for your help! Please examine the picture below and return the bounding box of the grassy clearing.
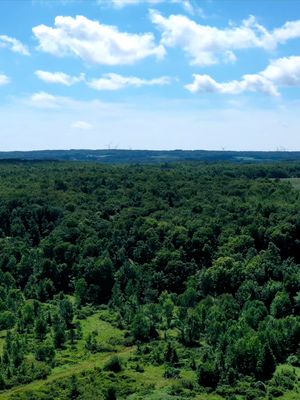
[282,177,300,190]
[1,309,298,400]
[0,309,129,400]
[0,310,222,400]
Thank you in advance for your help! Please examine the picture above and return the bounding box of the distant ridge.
[0,149,300,163]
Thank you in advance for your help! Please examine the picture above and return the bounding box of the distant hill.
[0,149,300,163]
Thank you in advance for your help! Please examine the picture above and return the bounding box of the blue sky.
[1,0,300,151]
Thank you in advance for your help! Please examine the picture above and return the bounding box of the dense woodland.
[2,149,300,163]
[0,161,299,399]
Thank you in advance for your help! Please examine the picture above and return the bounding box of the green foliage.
[268,366,299,394]
[163,366,181,379]
[104,355,123,373]
[0,310,15,330]
[75,278,88,306]
[164,342,179,366]
[53,320,67,348]
[59,296,74,328]
[34,315,48,340]
[131,313,152,342]
[105,387,117,400]
[35,340,56,365]
[0,161,300,398]
[270,291,292,318]
[197,362,219,389]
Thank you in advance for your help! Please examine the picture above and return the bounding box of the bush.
[0,311,15,330]
[180,378,194,390]
[287,354,300,367]
[104,356,123,373]
[197,362,219,389]
[105,386,117,400]
[165,342,179,366]
[134,363,144,373]
[268,386,284,398]
[163,366,180,379]
[85,332,101,353]
[131,313,157,342]
[269,366,298,392]
[13,360,51,385]
[35,341,56,365]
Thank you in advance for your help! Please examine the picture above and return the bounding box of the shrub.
[197,362,219,389]
[105,386,117,400]
[287,354,300,367]
[104,356,123,373]
[134,363,144,373]
[0,311,15,330]
[35,341,56,365]
[163,366,180,379]
[270,367,298,391]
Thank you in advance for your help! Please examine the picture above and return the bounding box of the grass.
[0,309,128,399]
[1,309,298,400]
[0,309,223,400]
[282,177,300,190]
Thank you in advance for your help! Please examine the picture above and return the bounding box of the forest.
[1,149,300,163]
[0,160,299,400]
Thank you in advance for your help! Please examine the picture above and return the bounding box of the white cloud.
[185,74,279,96]
[71,120,93,130]
[224,50,237,64]
[272,20,300,44]
[27,92,114,112]
[35,70,85,86]
[109,0,163,7]
[35,70,170,91]
[178,0,195,15]
[29,92,63,108]
[171,0,198,16]
[261,56,300,86]
[88,73,171,90]
[0,35,30,56]
[105,0,199,15]
[0,74,10,86]
[150,11,300,66]
[33,15,165,65]
[185,56,300,96]
[28,92,119,112]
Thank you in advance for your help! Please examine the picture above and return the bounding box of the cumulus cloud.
[29,92,63,108]
[33,15,165,65]
[150,10,300,66]
[185,74,278,96]
[261,56,300,86]
[88,73,171,90]
[35,70,85,86]
[272,20,300,44]
[0,74,10,86]
[185,56,300,96]
[0,35,30,56]
[71,120,93,130]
